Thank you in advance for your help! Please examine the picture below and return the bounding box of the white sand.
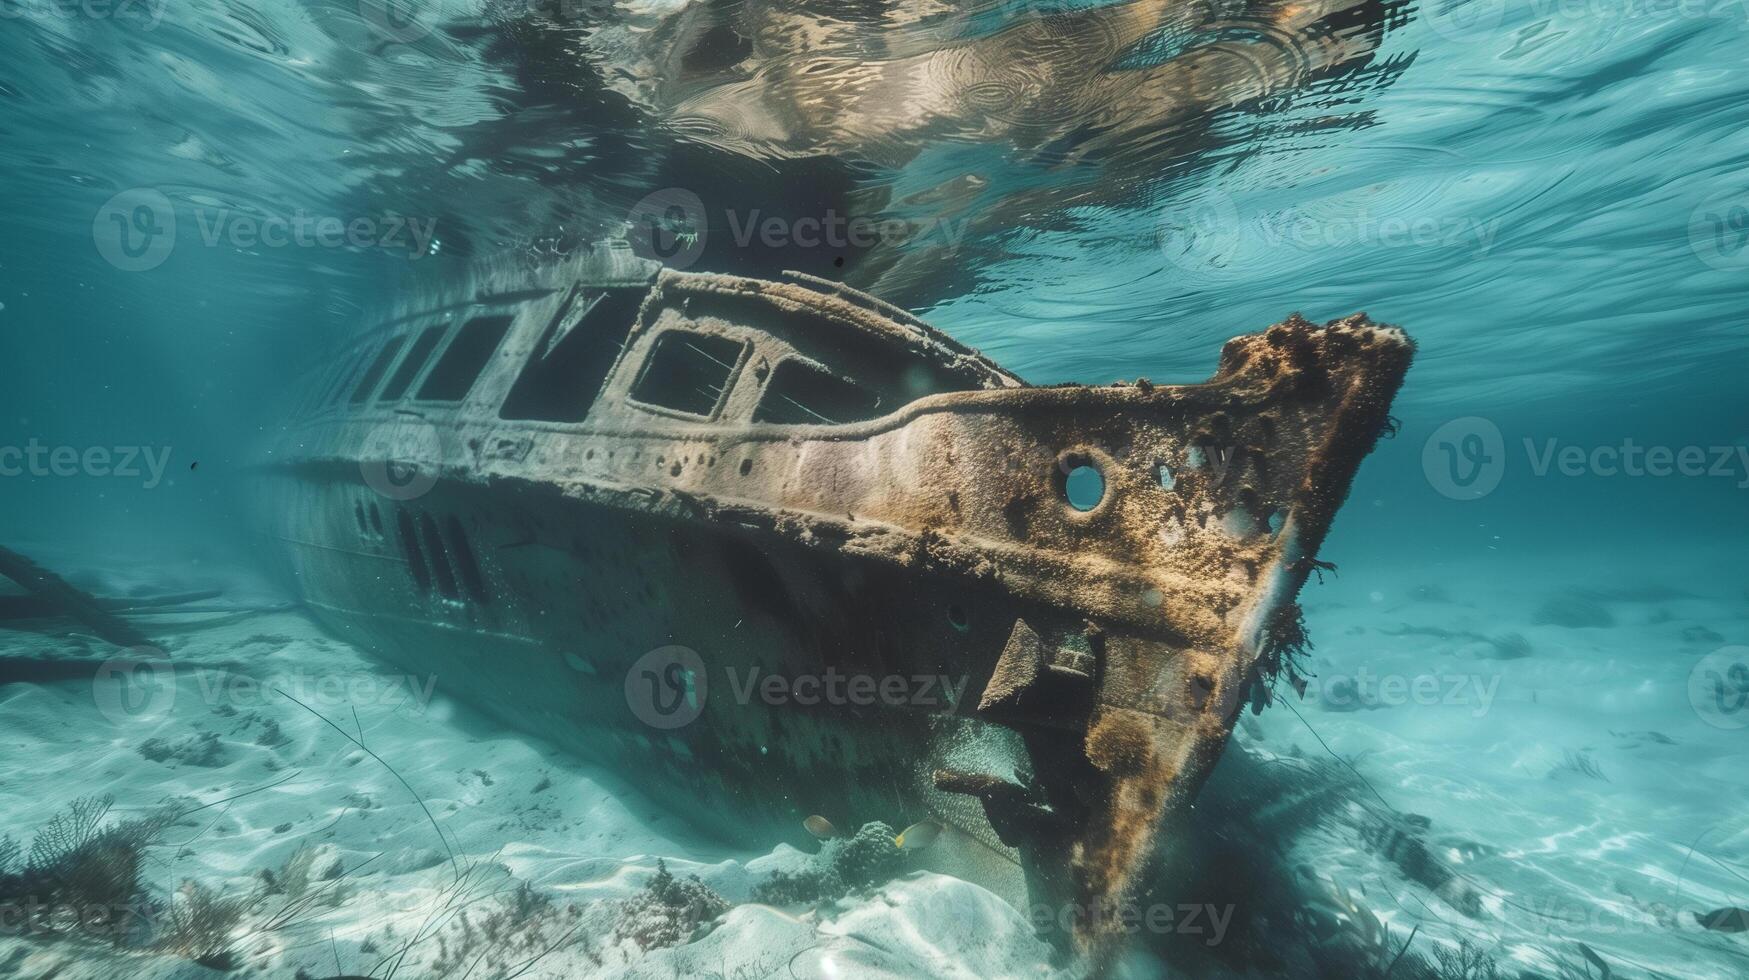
[1,540,1745,978]
[0,553,1065,979]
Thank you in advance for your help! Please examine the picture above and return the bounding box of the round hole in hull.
[1064,464,1104,511]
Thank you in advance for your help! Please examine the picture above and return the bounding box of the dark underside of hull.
[268,465,1091,876]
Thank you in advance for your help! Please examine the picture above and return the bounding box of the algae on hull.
[256,249,1412,968]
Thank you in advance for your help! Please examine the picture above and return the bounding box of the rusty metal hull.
[256,253,1412,969]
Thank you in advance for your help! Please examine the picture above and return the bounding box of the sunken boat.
[255,243,1412,968]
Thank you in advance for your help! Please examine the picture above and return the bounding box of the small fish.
[803,815,839,840]
[1695,906,1749,933]
[895,819,941,851]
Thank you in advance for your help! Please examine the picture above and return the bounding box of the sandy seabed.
[0,541,1745,979]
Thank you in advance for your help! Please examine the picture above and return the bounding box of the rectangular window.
[378,325,447,402]
[325,348,372,407]
[417,315,514,402]
[500,287,645,422]
[753,359,884,425]
[628,329,746,418]
[350,336,405,404]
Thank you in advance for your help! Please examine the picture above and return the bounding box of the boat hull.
[256,265,1413,968]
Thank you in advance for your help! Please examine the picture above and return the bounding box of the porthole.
[1064,464,1104,512]
[1054,449,1113,515]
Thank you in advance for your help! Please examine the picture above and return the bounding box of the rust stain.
[256,251,1413,974]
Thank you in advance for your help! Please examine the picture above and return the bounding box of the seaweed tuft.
[613,859,730,951]
[753,821,905,905]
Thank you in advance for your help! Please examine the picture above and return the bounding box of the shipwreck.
[256,243,1412,969]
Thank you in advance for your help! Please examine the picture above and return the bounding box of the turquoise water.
[1,0,1746,977]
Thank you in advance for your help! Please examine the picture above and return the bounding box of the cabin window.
[628,329,746,418]
[327,348,372,406]
[417,315,514,402]
[378,325,447,402]
[500,287,645,422]
[752,359,884,425]
[350,336,406,404]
